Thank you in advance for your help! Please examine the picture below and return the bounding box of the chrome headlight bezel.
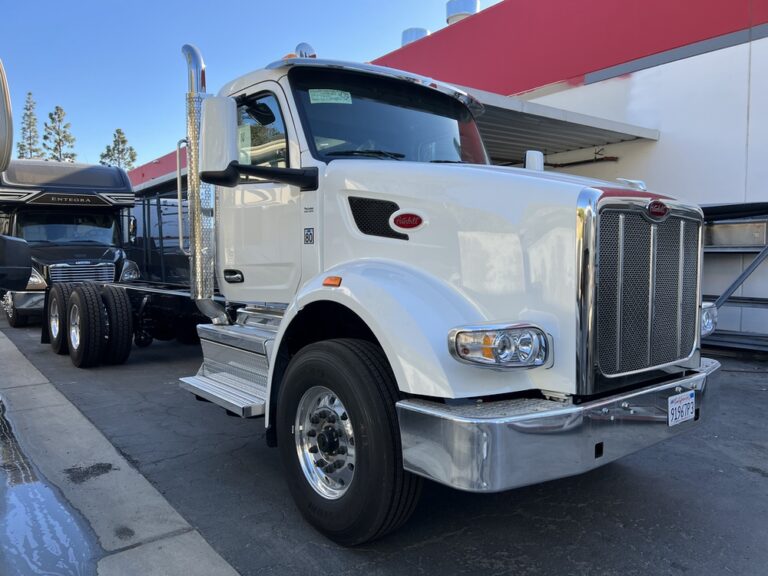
[448,323,553,370]
[700,302,718,338]
[119,259,141,282]
[25,268,47,290]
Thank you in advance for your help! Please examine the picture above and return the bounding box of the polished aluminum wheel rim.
[50,299,60,339]
[69,304,80,350]
[295,386,355,500]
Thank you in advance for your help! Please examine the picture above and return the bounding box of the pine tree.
[42,106,76,162]
[17,92,43,159]
[99,128,137,170]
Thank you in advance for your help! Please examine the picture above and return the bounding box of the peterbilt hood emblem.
[647,199,670,220]
[391,212,425,231]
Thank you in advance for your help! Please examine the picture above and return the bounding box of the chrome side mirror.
[128,215,137,244]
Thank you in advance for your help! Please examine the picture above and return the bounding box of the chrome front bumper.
[396,358,720,492]
[2,291,45,314]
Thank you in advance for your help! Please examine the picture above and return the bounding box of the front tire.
[277,339,422,546]
[4,300,28,327]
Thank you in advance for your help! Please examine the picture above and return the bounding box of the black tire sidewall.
[277,341,399,543]
[49,284,70,354]
[67,285,104,368]
[100,286,133,365]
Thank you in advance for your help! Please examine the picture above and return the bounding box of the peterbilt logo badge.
[647,200,670,220]
[392,213,424,230]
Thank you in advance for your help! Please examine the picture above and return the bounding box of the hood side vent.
[349,197,408,241]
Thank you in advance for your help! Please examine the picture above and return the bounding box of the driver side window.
[237,93,288,169]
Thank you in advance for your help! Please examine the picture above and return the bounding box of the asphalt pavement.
[2,317,767,576]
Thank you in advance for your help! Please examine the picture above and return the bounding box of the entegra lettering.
[49,195,93,204]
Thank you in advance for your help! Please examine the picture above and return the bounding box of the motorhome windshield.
[17,211,118,246]
[290,67,488,165]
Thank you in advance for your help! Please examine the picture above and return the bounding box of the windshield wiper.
[326,150,405,160]
[430,159,468,164]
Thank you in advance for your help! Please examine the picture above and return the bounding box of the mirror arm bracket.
[201,161,318,191]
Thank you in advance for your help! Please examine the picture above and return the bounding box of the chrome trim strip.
[647,223,658,366]
[575,188,602,394]
[677,221,686,358]
[616,214,625,370]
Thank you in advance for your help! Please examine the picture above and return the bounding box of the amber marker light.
[323,276,343,287]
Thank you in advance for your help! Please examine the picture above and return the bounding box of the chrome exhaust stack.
[182,44,228,325]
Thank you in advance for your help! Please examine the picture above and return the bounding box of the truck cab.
[0,160,137,326]
[172,47,720,545]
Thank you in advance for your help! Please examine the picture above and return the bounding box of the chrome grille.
[596,210,699,376]
[49,264,115,284]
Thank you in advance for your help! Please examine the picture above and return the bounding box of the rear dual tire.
[62,283,133,368]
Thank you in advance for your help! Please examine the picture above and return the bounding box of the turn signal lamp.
[449,324,551,369]
[323,276,342,287]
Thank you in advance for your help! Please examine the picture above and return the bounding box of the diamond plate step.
[180,373,266,417]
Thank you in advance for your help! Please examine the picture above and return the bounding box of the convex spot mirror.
[0,58,13,173]
[198,96,318,191]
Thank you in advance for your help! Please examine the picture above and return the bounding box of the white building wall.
[528,38,768,335]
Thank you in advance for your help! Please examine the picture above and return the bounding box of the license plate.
[668,390,696,427]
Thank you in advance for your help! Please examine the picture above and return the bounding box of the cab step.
[181,321,277,418]
[180,373,266,417]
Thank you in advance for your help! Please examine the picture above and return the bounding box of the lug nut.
[310,416,320,424]
[307,429,317,437]
[326,414,336,424]
[336,446,347,455]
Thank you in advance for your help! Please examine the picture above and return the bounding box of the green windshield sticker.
[309,89,352,105]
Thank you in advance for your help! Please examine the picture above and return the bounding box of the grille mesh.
[49,264,115,284]
[597,211,699,376]
[348,197,408,240]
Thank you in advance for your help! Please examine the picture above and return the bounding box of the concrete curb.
[0,330,240,576]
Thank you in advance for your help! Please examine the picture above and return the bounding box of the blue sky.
[1,0,502,167]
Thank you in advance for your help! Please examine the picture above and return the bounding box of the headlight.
[701,302,718,338]
[449,324,551,369]
[119,260,141,282]
[26,268,47,290]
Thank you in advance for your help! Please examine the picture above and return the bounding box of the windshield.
[17,211,118,246]
[290,67,488,165]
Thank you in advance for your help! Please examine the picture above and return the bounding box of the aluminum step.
[197,323,276,354]
[180,373,266,417]
[236,305,285,331]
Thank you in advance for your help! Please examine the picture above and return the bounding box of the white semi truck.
[0,47,721,545]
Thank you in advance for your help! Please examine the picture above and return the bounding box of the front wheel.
[3,298,27,327]
[277,339,422,546]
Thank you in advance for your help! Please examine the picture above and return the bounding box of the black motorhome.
[0,159,137,326]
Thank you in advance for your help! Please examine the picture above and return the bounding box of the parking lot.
[2,318,767,576]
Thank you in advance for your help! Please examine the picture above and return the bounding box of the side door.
[216,83,301,304]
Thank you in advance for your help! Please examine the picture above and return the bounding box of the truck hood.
[322,159,602,395]
[30,245,122,267]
